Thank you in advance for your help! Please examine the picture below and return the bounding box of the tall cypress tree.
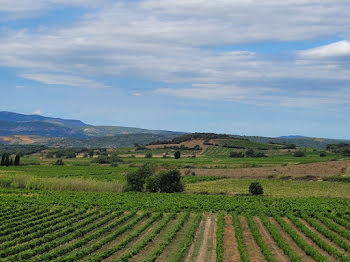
[4,154,10,167]
[14,155,20,166]
[10,158,13,166]
[0,153,5,166]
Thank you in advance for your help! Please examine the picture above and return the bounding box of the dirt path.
[208,215,217,262]
[253,217,289,262]
[269,217,314,262]
[239,216,266,262]
[283,218,337,262]
[299,218,350,255]
[184,218,205,262]
[196,216,212,262]
[223,215,241,262]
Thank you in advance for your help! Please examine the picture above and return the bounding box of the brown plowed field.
[182,160,350,178]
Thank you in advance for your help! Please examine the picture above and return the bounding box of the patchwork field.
[1,134,350,261]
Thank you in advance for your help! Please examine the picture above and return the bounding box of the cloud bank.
[0,0,349,108]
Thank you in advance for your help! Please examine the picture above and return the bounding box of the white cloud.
[297,40,350,59]
[32,109,42,115]
[0,0,350,108]
[155,84,350,108]
[19,73,107,88]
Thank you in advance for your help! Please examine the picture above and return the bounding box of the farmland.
[0,134,350,261]
[0,192,350,261]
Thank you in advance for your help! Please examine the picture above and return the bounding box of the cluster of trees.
[327,143,350,156]
[91,152,123,166]
[126,164,184,193]
[0,145,46,156]
[222,143,246,149]
[162,144,202,151]
[149,133,232,145]
[0,153,20,166]
[293,151,306,157]
[47,148,94,159]
[229,149,266,158]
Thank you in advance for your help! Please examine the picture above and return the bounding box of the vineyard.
[1,204,350,261]
[203,146,231,156]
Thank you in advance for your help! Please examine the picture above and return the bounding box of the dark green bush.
[245,149,255,157]
[158,169,184,193]
[293,151,306,157]
[145,153,153,158]
[174,151,181,159]
[54,159,65,166]
[249,182,264,195]
[229,151,244,158]
[145,175,160,192]
[126,163,155,192]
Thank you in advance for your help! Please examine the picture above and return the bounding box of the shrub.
[245,149,255,157]
[46,152,54,158]
[145,153,153,158]
[342,149,350,156]
[320,152,327,157]
[293,151,306,157]
[93,155,111,164]
[92,154,123,164]
[284,143,296,149]
[126,172,145,192]
[158,169,184,193]
[54,159,65,166]
[174,151,181,159]
[229,151,244,158]
[255,152,267,158]
[145,175,160,192]
[249,182,264,195]
[126,163,155,192]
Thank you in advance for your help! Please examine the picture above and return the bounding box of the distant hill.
[0,111,87,127]
[279,135,306,139]
[234,135,350,149]
[42,134,183,148]
[0,111,183,139]
[161,133,350,149]
[0,121,86,138]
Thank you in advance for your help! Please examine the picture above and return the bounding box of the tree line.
[0,153,20,166]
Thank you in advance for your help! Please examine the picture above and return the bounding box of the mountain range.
[0,111,181,138]
[0,111,349,148]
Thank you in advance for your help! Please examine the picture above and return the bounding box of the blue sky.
[1,0,350,139]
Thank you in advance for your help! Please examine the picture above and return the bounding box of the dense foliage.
[1,189,349,215]
[249,182,264,195]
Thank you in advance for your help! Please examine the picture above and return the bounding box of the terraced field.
[203,146,231,156]
[1,205,350,261]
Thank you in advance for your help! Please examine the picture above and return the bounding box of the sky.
[0,0,349,139]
